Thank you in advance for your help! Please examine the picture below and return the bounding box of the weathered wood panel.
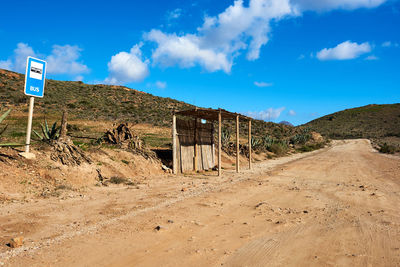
[176,118,215,173]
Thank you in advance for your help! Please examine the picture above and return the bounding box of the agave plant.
[261,136,275,149]
[221,127,231,147]
[290,133,311,145]
[251,136,261,150]
[0,109,11,136]
[33,119,60,142]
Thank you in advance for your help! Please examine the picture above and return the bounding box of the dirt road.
[1,139,399,266]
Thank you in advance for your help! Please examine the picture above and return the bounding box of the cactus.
[0,109,11,136]
[33,119,60,141]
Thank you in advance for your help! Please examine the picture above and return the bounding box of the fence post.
[172,114,177,174]
[236,115,239,173]
[218,110,222,177]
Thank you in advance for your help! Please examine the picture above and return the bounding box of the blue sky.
[1,0,399,125]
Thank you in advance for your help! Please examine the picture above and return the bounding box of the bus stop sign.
[24,56,46,98]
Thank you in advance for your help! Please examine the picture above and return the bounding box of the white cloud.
[365,55,379,60]
[0,43,89,77]
[145,30,232,73]
[105,44,149,85]
[254,81,273,87]
[145,0,296,73]
[246,107,286,121]
[288,110,296,116]
[46,45,89,75]
[316,41,371,60]
[291,0,387,12]
[155,81,167,89]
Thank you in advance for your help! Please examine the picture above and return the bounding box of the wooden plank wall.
[176,118,215,173]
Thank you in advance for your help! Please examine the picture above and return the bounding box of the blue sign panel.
[24,56,46,98]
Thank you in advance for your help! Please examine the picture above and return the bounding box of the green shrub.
[379,143,397,154]
[268,142,288,156]
[298,142,325,152]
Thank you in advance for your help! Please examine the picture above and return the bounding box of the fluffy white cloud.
[145,30,232,73]
[288,109,296,116]
[105,44,149,85]
[46,45,89,75]
[291,0,387,12]
[146,0,296,73]
[316,41,371,60]
[246,107,286,121]
[0,43,89,77]
[155,81,167,89]
[254,81,273,87]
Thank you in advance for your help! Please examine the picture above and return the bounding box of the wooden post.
[218,110,222,177]
[248,120,252,170]
[211,123,215,167]
[236,115,239,173]
[172,114,177,174]
[194,118,198,171]
[59,109,68,140]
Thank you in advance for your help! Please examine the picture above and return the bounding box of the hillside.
[305,104,400,152]
[0,69,194,127]
[0,68,305,146]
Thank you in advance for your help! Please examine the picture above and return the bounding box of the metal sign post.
[20,56,47,159]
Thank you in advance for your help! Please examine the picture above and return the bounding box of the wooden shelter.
[172,108,252,176]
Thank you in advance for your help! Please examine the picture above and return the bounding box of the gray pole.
[25,96,35,153]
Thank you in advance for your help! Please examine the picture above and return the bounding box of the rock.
[162,165,169,171]
[255,202,265,208]
[181,188,187,192]
[154,225,162,231]
[9,236,23,248]
[303,210,309,214]
[167,220,174,224]
[311,132,324,142]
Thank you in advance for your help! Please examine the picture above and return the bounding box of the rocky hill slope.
[305,103,400,152]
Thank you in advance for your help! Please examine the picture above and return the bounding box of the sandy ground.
[0,139,399,266]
